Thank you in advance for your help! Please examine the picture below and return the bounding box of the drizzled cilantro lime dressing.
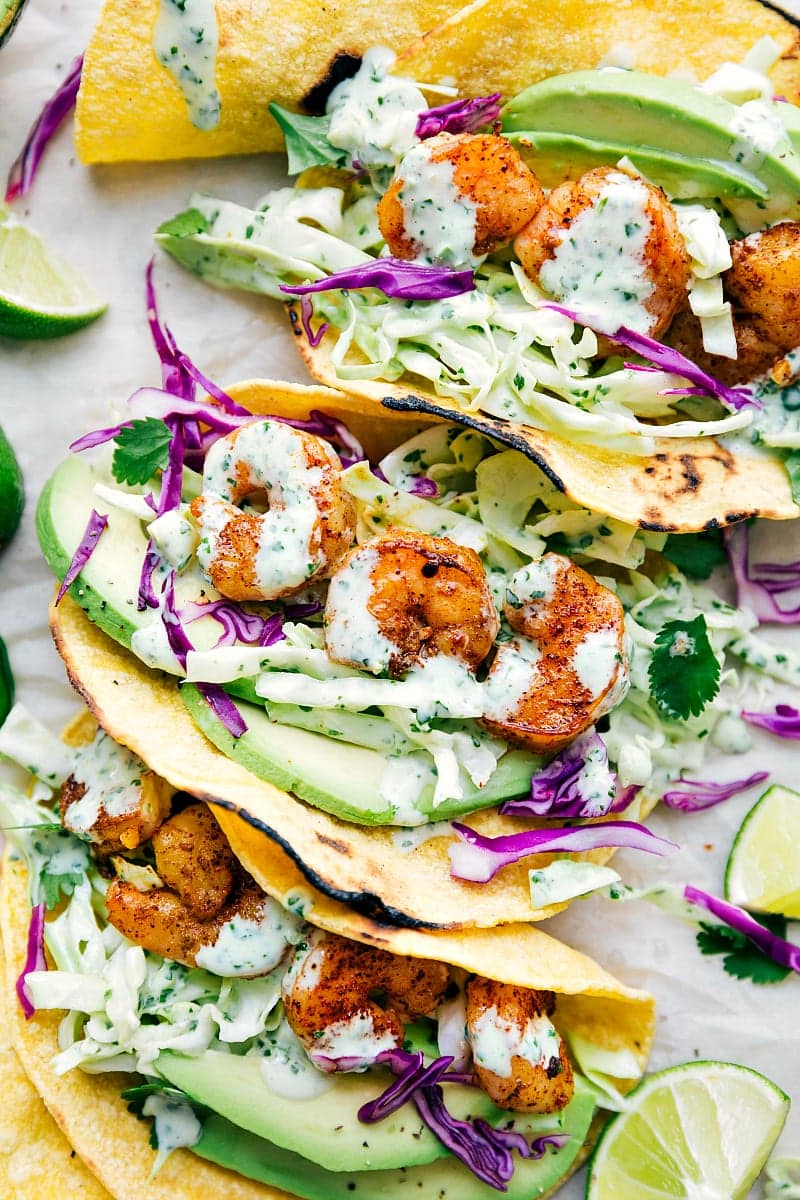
[470,1008,562,1078]
[142,1093,202,1167]
[482,638,541,723]
[573,628,625,701]
[65,730,147,839]
[326,47,426,175]
[258,1019,335,1100]
[539,170,654,334]
[395,140,480,268]
[153,0,221,131]
[324,546,396,672]
[195,899,304,977]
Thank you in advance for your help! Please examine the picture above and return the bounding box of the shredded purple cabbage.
[300,295,329,348]
[541,304,757,412]
[407,475,439,498]
[415,94,502,138]
[358,1050,454,1122]
[196,682,248,738]
[684,885,800,974]
[413,1083,517,1189]
[609,784,642,814]
[724,524,800,625]
[281,409,365,465]
[501,730,616,820]
[137,542,162,612]
[662,771,769,812]
[55,510,109,605]
[449,820,678,883]
[5,55,83,204]
[161,572,194,670]
[742,704,800,739]
[180,599,287,648]
[16,903,46,1019]
[281,258,476,301]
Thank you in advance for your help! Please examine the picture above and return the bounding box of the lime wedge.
[725,784,800,919]
[586,1061,789,1200]
[0,424,23,547]
[0,0,28,45]
[0,208,106,339]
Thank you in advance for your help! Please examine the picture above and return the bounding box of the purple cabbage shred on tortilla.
[180,599,287,648]
[137,542,162,612]
[501,729,616,819]
[724,523,800,625]
[299,295,329,348]
[55,509,109,605]
[684,885,800,974]
[448,820,678,884]
[741,704,800,739]
[5,54,83,204]
[195,682,248,738]
[415,93,502,138]
[16,902,46,1019]
[540,303,756,412]
[661,771,769,812]
[280,258,476,301]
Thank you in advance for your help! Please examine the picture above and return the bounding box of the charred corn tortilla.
[291,321,800,532]
[75,0,800,164]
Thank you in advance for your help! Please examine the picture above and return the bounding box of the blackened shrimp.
[377,132,545,266]
[465,976,574,1113]
[282,930,449,1071]
[151,802,236,919]
[323,531,499,676]
[515,166,690,339]
[59,729,171,853]
[481,554,628,754]
[190,420,356,602]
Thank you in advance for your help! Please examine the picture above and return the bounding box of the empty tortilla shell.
[293,316,800,532]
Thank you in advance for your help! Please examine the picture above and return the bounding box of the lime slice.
[586,1060,789,1200]
[725,784,800,918]
[0,424,23,547]
[0,208,106,339]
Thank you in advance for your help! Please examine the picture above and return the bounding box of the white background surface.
[1,2,800,1195]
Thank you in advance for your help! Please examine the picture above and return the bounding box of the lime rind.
[587,1060,790,1200]
[725,785,800,919]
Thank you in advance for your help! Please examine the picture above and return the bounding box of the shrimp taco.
[0,709,655,1200]
[36,330,799,928]
[155,30,800,530]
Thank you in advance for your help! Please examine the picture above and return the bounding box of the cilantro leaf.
[664,531,727,579]
[112,418,172,486]
[155,208,210,239]
[31,827,91,910]
[268,103,347,175]
[784,449,800,505]
[696,919,791,985]
[648,614,720,720]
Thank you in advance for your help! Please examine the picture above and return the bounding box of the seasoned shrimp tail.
[378,132,545,266]
[481,553,628,754]
[324,531,499,676]
[466,976,574,1113]
[282,930,449,1071]
[191,419,356,602]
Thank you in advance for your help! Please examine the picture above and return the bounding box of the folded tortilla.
[75,0,799,164]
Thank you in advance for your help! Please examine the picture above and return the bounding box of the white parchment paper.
[1,3,799,1194]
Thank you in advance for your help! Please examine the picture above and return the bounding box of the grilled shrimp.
[190,420,356,602]
[667,221,800,383]
[282,930,450,1071]
[323,531,499,676]
[152,803,235,919]
[465,977,574,1113]
[59,729,171,853]
[377,132,545,266]
[481,555,628,754]
[515,166,690,339]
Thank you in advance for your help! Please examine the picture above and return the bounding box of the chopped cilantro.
[156,207,210,239]
[648,614,720,720]
[268,104,347,175]
[696,917,791,985]
[112,418,173,486]
[664,530,727,579]
[33,828,91,910]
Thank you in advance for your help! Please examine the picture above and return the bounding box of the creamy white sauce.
[481,637,541,723]
[196,898,303,978]
[258,1019,335,1100]
[378,751,435,825]
[395,139,480,268]
[281,930,327,996]
[436,988,471,1073]
[131,615,183,674]
[470,1008,562,1079]
[538,170,654,334]
[391,818,454,853]
[309,1012,398,1071]
[152,0,221,130]
[0,702,73,785]
[529,860,621,909]
[324,546,397,673]
[142,1092,202,1168]
[729,100,786,170]
[65,730,147,839]
[506,557,561,609]
[198,422,327,598]
[147,506,198,571]
[326,47,426,174]
[573,627,623,699]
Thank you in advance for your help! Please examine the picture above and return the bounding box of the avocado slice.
[38,454,538,824]
[502,70,800,219]
[189,1082,595,1198]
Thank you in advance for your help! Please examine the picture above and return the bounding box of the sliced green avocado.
[183,683,536,825]
[502,70,800,218]
[190,1081,595,1198]
[156,1048,512,1171]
